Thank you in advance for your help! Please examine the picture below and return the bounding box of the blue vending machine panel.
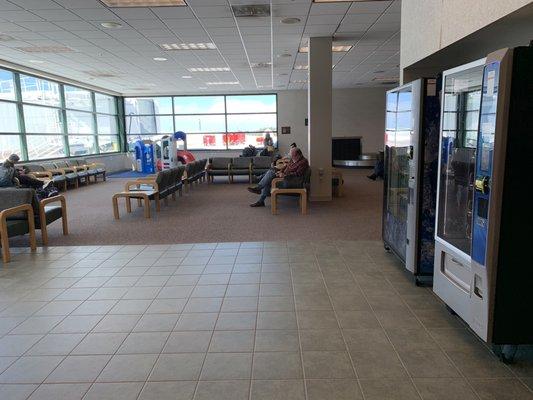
[472,62,500,266]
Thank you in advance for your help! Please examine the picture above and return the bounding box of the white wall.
[277,87,387,157]
[401,0,532,70]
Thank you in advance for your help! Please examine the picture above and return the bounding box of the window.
[0,67,121,161]
[125,94,278,150]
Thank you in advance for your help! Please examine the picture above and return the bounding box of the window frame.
[125,93,278,151]
[0,66,122,162]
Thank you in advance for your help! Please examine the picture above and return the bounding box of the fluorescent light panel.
[299,45,352,53]
[188,67,230,72]
[313,0,389,2]
[100,0,186,7]
[206,81,239,85]
[160,43,216,51]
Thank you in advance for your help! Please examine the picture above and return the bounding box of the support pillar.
[308,36,332,201]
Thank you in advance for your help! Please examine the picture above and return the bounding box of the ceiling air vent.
[251,62,271,69]
[232,4,270,17]
[17,46,74,53]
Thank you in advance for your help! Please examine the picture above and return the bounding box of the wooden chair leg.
[143,195,151,218]
[271,193,277,215]
[41,224,48,246]
[1,231,10,264]
[28,217,36,252]
[155,195,161,212]
[301,192,308,214]
[136,198,142,207]
[62,213,68,235]
[164,197,169,206]
[126,198,132,213]
[112,196,120,219]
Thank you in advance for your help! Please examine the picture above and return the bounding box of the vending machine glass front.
[436,66,484,255]
[383,88,412,259]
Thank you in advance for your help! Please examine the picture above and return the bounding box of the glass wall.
[124,94,277,150]
[0,67,120,162]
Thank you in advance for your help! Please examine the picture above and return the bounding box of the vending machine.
[433,45,533,359]
[382,78,441,284]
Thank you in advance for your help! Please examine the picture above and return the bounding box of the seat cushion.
[232,157,252,169]
[52,176,67,184]
[6,220,30,237]
[64,173,78,181]
[207,170,229,176]
[35,206,62,228]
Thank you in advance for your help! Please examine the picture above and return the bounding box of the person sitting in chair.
[248,147,309,207]
[0,154,54,191]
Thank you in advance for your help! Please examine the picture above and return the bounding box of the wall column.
[308,36,332,201]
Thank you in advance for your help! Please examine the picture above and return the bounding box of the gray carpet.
[11,169,383,246]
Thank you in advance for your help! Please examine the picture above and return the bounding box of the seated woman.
[0,154,56,198]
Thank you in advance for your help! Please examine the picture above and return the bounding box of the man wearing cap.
[0,154,52,189]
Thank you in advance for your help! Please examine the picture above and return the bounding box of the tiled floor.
[0,241,532,400]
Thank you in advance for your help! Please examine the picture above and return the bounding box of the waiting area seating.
[184,159,208,189]
[207,156,273,183]
[113,166,187,219]
[21,159,107,191]
[0,188,68,262]
[271,168,312,215]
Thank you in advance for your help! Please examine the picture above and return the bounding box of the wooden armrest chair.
[229,157,253,183]
[0,190,37,263]
[270,168,311,215]
[36,195,68,245]
[206,157,232,184]
[112,180,161,219]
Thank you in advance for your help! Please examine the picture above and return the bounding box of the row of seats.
[21,159,107,191]
[112,160,208,219]
[0,188,68,263]
[206,156,272,183]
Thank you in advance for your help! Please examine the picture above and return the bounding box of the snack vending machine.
[433,45,533,360]
[382,79,440,284]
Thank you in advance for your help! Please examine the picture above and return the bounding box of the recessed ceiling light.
[206,81,240,85]
[199,87,207,89]
[100,21,123,29]
[299,45,352,53]
[294,65,308,70]
[291,80,308,84]
[188,67,230,72]
[100,0,186,6]
[28,59,45,64]
[153,57,167,61]
[160,43,216,51]
[250,62,271,69]
[280,17,301,24]
[277,53,292,58]
[182,75,192,79]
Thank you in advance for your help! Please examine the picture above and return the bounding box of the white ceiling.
[0,0,401,95]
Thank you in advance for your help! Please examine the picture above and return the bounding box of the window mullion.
[13,72,29,161]
[59,83,70,157]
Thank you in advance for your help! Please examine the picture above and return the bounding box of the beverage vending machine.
[433,45,533,361]
[382,78,440,284]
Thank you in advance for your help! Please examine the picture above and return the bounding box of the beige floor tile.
[215,312,257,330]
[27,383,90,400]
[469,378,533,400]
[92,315,140,333]
[46,355,111,383]
[300,329,346,351]
[221,297,259,312]
[0,384,38,400]
[386,328,440,351]
[302,351,355,379]
[297,311,339,330]
[149,353,204,381]
[0,356,64,384]
[96,354,158,382]
[145,299,187,314]
[360,378,421,400]
[343,328,390,353]
[138,381,196,400]
[446,349,514,378]
[209,330,255,352]
[117,332,170,354]
[0,334,44,356]
[163,331,212,353]
[306,379,363,400]
[329,294,371,311]
[253,352,303,380]
[254,330,300,352]
[26,333,85,356]
[256,312,297,330]
[194,380,250,400]
[351,349,408,379]
[413,378,478,400]
[257,297,294,312]
[336,310,381,329]
[83,382,143,400]
[183,298,223,313]
[175,313,218,331]
[398,349,461,378]
[374,310,423,330]
[201,353,252,380]
[10,316,64,335]
[133,314,179,332]
[250,379,305,400]
[413,308,465,329]
[71,333,127,355]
